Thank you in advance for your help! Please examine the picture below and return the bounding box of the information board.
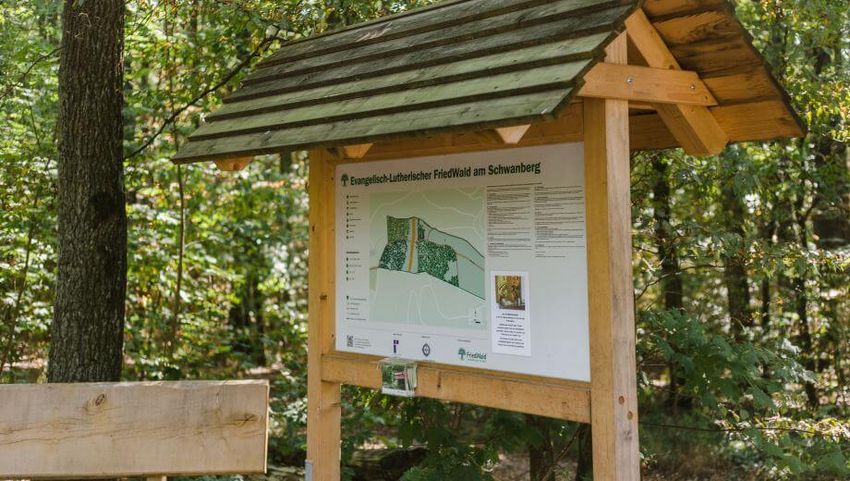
[335,143,589,381]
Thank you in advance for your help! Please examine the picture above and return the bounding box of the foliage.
[1,0,849,479]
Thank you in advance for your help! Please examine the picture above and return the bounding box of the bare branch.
[0,46,62,104]
[123,31,282,161]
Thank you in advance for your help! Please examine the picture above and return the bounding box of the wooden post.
[584,33,641,481]
[306,149,342,480]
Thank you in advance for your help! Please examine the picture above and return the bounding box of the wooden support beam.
[579,63,717,106]
[584,33,641,481]
[0,381,269,479]
[322,352,592,423]
[494,124,531,144]
[214,156,253,171]
[341,143,373,159]
[360,104,583,161]
[324,102,681,161]
[624,9,728,156]
[306,149,342,481]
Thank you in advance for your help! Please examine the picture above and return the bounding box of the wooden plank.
[629,113,678,150]
[357,103,584,161]
[174,90,569,163]
[245,0,625,84]
[259,0,569,67]
[712,100,805,141]
[195,62,590,140]
[495,124,531,144]
[306,149,342,481]
[322,352,592,423]
[668,36,758,77]
[642,0,727,18]
[647,5,804,139]
[214,156,252,171]
[625,9,679,70]
[625,9,728,156]
[653,102,728,155]
[584,33,641,481]
[651,10,739,46]
[215,36,606,118]
[326,104,680,160]
[702,66,783,104]
[579,63,717,106]
[230,31,610,104]
[0,380,269,478]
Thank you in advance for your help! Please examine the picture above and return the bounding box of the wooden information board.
[170,3,805,480]
[306,38,639,481]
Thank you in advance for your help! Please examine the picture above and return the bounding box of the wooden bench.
[0,380,269,479]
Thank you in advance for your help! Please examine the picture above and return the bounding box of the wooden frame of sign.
[306,33,644,481]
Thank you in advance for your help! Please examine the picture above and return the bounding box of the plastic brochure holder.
[379,358,418,397]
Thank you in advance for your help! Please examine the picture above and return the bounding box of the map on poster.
[335,143,590,381]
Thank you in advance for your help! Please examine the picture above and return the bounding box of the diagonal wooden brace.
[624,9,728,156]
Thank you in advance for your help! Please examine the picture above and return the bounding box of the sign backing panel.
[335,143,589,381]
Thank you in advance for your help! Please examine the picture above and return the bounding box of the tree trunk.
[48,0,126,383]
[720,151,752,340]
[651,155,689,413]
[573,425,592,481]
[811,44,850,249]
[793,199,820,407]
[526,415,555,481]
[229,273,268,366]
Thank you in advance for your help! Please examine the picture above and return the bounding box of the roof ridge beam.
[624,9,728,156]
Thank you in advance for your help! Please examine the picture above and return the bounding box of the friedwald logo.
[340,173,350,187]
[457,347,486,363]
[422,343,431,357]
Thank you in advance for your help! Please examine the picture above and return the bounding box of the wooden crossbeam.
[579,63,717,106]
[322,352,591,423]
[0,381,269,479]
[624,9,728,156]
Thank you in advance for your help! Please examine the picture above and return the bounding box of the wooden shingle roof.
[173,0,804,163]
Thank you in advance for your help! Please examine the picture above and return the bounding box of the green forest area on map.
[377,216,485,299]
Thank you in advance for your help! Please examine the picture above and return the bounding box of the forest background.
[1,0,849,480]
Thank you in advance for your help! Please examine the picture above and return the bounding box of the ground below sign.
[335,143,590,381]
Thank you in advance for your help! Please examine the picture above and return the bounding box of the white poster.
[335,143,590,381]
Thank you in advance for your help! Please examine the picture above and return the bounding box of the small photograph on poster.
[495,274,526,311]
[490,271,531,357]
